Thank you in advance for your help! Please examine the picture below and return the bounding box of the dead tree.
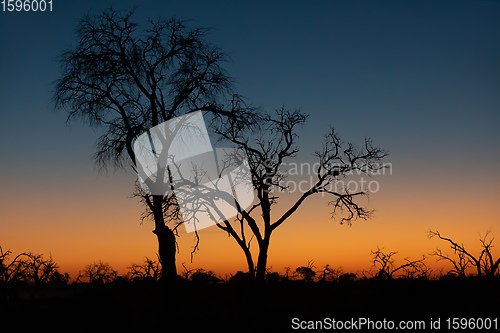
[428,229,500,277]
[318,264,343,282]
[0,246,65,285]
[0,246,30,283]
[478,230,500,277]
[127,256,162,281]
[195,107,388,280]
[371,247,427,279]
[21,253,62,286]
[77,261,118,283]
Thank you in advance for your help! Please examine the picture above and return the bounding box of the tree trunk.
[242,244,256,278]
[255,239,270,281]
[475,261,482,278]
[152,195,177,282]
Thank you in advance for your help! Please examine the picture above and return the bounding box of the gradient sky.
[1,0,499,278]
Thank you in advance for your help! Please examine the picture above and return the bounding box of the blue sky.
[1,1,499,169]
[1,0,499,274]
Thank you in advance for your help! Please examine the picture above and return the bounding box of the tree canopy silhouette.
[0,246,67,285]
[53,8,257,281]
[77,260,117,284]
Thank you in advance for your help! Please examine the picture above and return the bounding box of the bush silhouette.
[189,269,220,284]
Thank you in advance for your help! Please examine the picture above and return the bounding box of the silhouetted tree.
[428,229,500,277]
[77,261,117,284]
[205,107,387,280]
[53,8,256,282]
[0,246,29,283]
[127,256,162,281]
[0,246,65,285]
[371,247,427,279]
[295,260,316,282]
[318,265,344,282]
[283,266,294,280]
[20,253,62,286]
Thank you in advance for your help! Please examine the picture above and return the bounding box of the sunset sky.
[1,0,499,278]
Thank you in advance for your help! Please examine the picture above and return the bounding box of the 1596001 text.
[1,0,52,12]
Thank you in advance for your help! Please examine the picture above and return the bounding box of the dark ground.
[1,276,499,332]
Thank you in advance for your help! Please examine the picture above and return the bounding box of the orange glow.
[1,157,499,279]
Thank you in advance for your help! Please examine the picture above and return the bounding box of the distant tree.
[78,261,117,284]
[295,260,316,282]
[370,247,427,279]
[318,265,344,282]
[283,266,294,280]
[127,256,161,281]
[0,246,29,283]
[20,253,63,286]
[428,229,500,277]
[53,8,257,282]
[0,246,66,285]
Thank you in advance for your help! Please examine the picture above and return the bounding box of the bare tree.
[0,247,66,285]
[477,230,500,277]
[53,8,256,281]
[77,261,118,284]
[196,107,388,280]
[318,264,343,282]
[20,253,64,286]
[370,247,427,279]
[0,246,31,283]
[428,229,500,277]
[127,256,162,281]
